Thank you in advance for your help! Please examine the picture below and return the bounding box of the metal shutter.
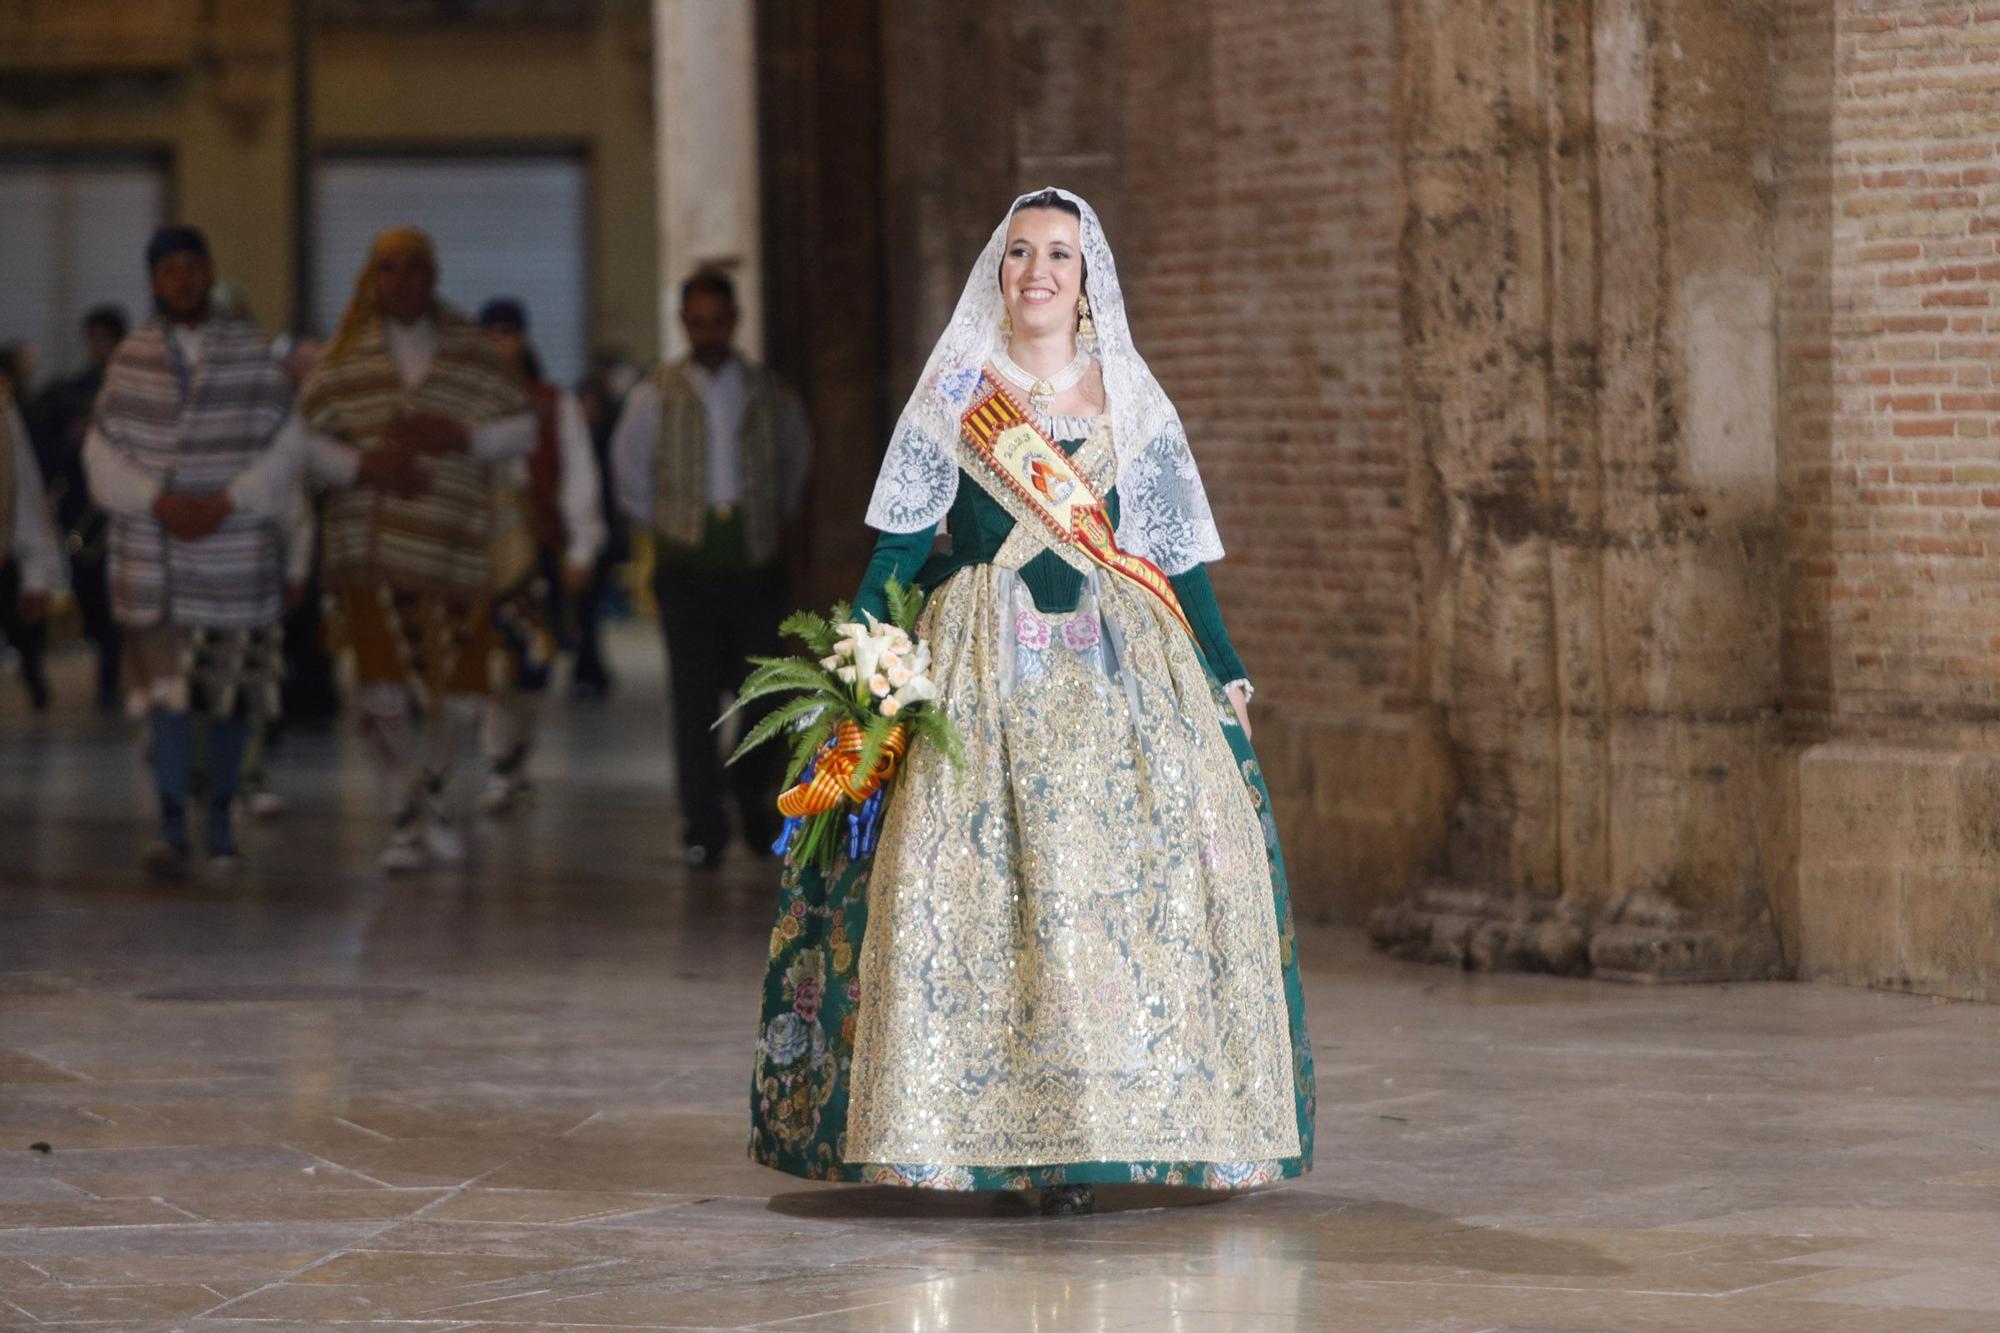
[314,154,589,386]
[0,158,165,385]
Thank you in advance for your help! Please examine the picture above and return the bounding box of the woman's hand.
[1226,682,1253,739]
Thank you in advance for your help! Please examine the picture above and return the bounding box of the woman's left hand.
[1226,683,1253,739]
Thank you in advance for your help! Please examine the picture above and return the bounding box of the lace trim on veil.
[863,187,1225,576]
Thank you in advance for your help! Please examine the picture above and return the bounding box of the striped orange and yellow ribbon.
[961,374,1193,638]
[776,721,910,819]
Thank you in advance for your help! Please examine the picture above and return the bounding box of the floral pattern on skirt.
[747,573,1314,1191]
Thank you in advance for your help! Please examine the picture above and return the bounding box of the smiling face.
[999,207,1084,343]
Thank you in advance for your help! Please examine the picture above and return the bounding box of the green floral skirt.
[747,570,1314,1191]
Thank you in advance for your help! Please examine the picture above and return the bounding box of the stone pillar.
[653,0,761,359]
[1376,0,1787,981]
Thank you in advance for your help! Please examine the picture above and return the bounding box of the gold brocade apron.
[841,405,1300,1170]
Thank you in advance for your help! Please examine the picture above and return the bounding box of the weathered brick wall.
[1780,2,2000,1000]
[1817,1,2000,729]
[1778,0,1838,731]
[860,0,1423,923]
[872,0,1410,720]
[1138,3,1425,924]
[1118,1,1409,718]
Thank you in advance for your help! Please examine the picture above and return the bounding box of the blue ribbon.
[772,751,823,859]
[849,787,888,860]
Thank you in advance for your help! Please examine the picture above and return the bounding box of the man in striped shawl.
[297,227,532,873]
[85,226,301,878]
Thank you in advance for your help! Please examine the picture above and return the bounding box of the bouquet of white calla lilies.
[721,579,963,872]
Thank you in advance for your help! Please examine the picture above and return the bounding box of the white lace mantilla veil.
[862,185,1226,576]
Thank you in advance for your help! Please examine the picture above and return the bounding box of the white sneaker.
[378,825,427,874]
[247,791,286,820]
[206,853,245,875]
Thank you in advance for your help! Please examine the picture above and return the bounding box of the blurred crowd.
[0,223,808,879]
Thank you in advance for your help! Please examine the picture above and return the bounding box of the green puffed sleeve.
[1168,563,1248,687]
[852,523,938,624]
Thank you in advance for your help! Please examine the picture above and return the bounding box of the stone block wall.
[1796,744,2000,1001]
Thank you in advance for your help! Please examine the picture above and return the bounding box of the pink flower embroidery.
[1062,616,1101,652]
[792,973,823,1023]
[1015,611,1051,650]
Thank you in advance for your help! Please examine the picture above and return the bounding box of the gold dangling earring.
[1077,295,1097,353]
[1000,308,1014,339]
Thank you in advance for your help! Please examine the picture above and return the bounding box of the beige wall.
[0,3,657,363]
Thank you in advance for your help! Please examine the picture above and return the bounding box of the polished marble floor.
[3,633,1999,1332]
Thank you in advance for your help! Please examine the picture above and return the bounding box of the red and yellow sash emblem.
[960,373,1193,637]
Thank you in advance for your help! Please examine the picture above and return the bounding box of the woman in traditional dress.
[748,188,1313,1216]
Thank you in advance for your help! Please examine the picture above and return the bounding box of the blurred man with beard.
[611,269,811,867]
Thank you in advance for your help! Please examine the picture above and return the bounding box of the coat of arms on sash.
[959,371,1193,637]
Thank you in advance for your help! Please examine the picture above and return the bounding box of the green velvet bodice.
[855,436,1247,684]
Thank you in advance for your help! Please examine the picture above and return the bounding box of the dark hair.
[680,268,737,310]
[999,190,1088,293]
[477,297,528,333]
[1011,189,1081,220]
[145,224,210,270]
[84,305,129,341]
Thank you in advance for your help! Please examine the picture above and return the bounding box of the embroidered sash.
[959,372,1192,636]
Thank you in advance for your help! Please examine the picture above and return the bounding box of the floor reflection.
[2,630,1998,1330]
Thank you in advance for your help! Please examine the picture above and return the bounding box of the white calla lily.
[851,635,887,682]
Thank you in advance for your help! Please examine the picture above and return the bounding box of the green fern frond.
[784,716,837,785]
[901,707,967,771]
[732,660,842,701]
[726,696,830,766]
[883,577,925,634]
[851,711,896,783]
[778,610,838,657]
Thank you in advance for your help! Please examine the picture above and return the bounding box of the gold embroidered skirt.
[838,563,1302,1171]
